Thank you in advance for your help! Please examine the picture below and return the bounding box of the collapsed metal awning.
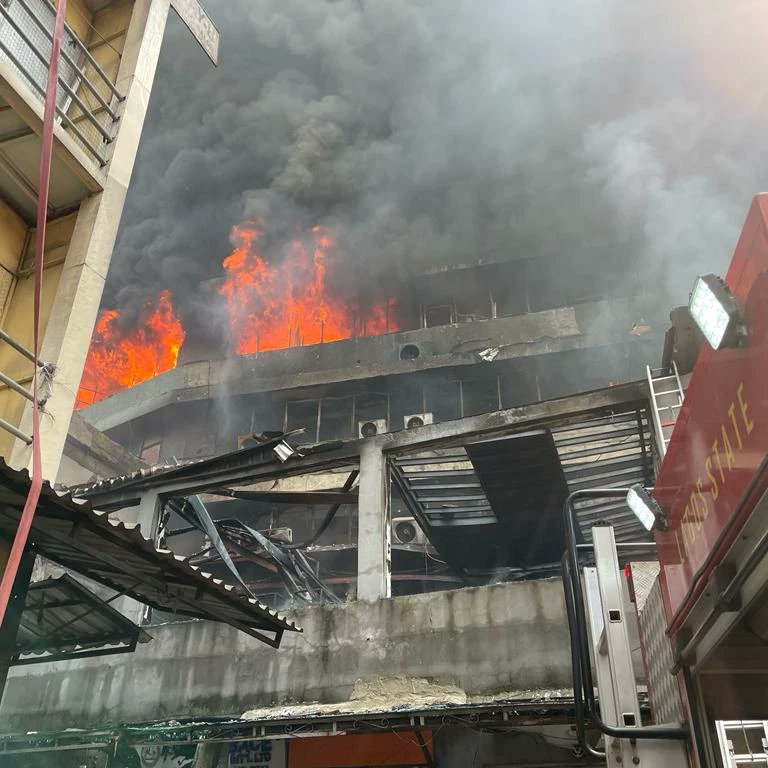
[12,574,149,666]
[0,460,300,647]
[391,406,655,576]
[391,430,570,573]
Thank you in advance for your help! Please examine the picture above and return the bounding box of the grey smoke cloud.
[105,0,768,338]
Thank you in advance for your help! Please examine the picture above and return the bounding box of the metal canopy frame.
[75,381,650,511]
[66,382,654,589]
[390,405,655,573]
[0,696,588,755]
[12,573,147,666]
[0,459,300,647]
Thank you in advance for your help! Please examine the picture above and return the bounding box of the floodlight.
[626,484,666,532]
[688,273,745,350]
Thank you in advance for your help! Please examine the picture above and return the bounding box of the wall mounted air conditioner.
[358,419,388,438]
[403,412,434,429]
[392,516,428,545]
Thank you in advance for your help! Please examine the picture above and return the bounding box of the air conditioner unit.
[392,516,427,545]
[358,419,388,438]
[403,412,434,429]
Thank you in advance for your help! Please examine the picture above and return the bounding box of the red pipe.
[0,0,68,626]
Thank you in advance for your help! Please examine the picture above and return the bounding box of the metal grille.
[637,576,684,724]
[0,0,124,165]
[392,407,654,537]
[0,0,78,110]
[552,408,655,543]
[393,451,495,526]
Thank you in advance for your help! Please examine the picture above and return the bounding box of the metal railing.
[0,328,54,445]
[0,0,125,167]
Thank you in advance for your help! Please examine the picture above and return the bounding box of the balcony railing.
[0,0,125,167]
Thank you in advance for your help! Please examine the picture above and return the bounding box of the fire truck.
[564,194,768,767]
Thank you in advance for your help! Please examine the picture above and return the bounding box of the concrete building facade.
[0,5,696,766]
[0,0,180,480]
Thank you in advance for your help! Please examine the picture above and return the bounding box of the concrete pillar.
[356,442,390,602]
[11,0,172,480]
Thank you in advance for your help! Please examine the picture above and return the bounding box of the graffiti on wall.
[228,739,286,767]
[137,745,197,768]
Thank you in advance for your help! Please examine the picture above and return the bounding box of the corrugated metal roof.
[65,459,208,496]
[551,408,655,543]
[13,574,146,665]
[0,459,300,647]
[65,433,291,498]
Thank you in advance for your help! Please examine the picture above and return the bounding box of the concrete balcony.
[0,0,129,222]
[78,295,659,432]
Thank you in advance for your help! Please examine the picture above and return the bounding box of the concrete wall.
[0,199,29,456]
[57,410,146,485]
[0,580,572,732]
[0,210,78,456]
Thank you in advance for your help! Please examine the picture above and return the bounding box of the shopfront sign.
[171,0,220,65]
[654,194,768,631]
[229,739,286,767]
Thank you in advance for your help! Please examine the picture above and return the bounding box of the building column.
[11,0,172,481]
[356,442,391,602]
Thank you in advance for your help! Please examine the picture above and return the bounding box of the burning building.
[3,0,766,765]
[63,216,665,601]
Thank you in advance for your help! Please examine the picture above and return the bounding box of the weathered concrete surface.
[80,297,643,431]
[357,442,390,601]
[58,411,146,486]
[0,580,571,732]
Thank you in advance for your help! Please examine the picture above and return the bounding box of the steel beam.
[82,382,648,510]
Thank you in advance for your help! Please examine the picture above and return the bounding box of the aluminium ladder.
[717,720,768,766]
[646,361,685,462]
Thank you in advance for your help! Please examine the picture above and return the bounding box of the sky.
[104,0,768,343]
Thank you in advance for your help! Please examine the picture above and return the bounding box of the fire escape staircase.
[646,361,685,462]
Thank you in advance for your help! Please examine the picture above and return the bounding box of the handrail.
[0,3,114,142]
[0,370,34,403]
[34,0,124,101]
[0,332,55,444]
[0,417,32,444]
[0,329,44,368]
[14,0,121,119]
[0,36,106,164]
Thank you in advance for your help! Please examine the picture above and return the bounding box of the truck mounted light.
[688,273,745,350]
[626,484,667,531]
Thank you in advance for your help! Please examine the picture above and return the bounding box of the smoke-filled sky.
[106,0,768,339]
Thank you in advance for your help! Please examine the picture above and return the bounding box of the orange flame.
[219,222,397,354]
[76,290,185,408]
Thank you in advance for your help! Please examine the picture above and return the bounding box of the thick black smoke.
[106,0,768,341]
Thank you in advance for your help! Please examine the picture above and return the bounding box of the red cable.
[0,0,68,626]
